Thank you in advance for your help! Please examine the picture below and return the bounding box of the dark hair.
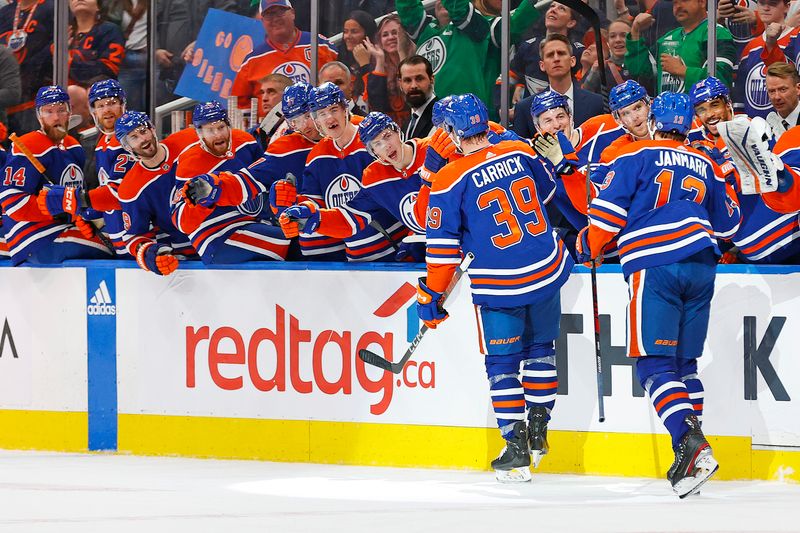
[397,55,434,79]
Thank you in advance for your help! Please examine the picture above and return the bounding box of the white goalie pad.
[717,115,779,194]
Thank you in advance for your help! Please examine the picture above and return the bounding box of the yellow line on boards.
[0,410,87,452]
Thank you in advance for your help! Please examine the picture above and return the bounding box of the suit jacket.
[403,96,438,140]
[512,86,605,139]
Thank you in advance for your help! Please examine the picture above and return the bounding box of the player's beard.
[135,141,158,160]
[43,122,68,143]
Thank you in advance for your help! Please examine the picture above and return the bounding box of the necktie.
[782,119,790,131]
[407,113,419,138]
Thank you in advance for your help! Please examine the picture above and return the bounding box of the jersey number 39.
[477,176,547,249]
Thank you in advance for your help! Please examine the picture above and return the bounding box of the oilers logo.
[325,174,361,208]
[745,63,770,111]
[399,192,424,234]
[237,194,265,216]
[60,163,83,187]
[417,37,446,75]
[98,167,110,186]
[274,62,312,84]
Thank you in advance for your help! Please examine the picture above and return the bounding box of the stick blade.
[358,349,397,373]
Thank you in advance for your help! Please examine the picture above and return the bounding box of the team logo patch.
[274,61,312,83]
[98,167,110,186]
[237,194,265,216]
[399,192,424,234]
[324,174,361,208]
[122,212,131,230]
[417,37,446,75]
[60,163,83,187]
[744,62,770,111]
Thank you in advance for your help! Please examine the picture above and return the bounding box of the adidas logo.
[87,280,116,316]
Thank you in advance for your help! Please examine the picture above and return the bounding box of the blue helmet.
[309,82,346,113]
[115,110,154,151]
[443,93,489,138]
[689,76,730,107]
[609,80,648,112]
[649,92,693,136]
[531,90,570,119]
[432,95,453,128]
[282,82,313,119]
[88,79,126,106]
[35,85,70,109]
[359,112,399,157]
[192,101,229,128]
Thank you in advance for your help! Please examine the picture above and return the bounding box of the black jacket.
[512,86,605,138]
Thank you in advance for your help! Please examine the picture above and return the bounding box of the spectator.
[578,31,609,93]
[0,44,22,127]
[318,61,367,116]
[765,61,800,137]
[362,14,416,125]
[397,0,543,121]
[337,10,377,103]
[232,0,338,109]
[251,73,292,149]
[67,0,126,129]
[733,0,793,118]
[580,21,636,93]
[0,0,55,135]
[625,0,736,94]
[718,0,761,56]
[615,0,679,53]
[398,55,437,139]
[107,0,149,112]
[156,0,237,105]
[513,34,604,138]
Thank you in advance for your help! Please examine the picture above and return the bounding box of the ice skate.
[667,415,719,498]
[492,421,531,483]
[527,405,549,468]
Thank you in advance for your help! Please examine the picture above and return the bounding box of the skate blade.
[675,454,719,499]
[532,450,546,468]
[495,466,532,483]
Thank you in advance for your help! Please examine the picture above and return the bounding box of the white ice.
[0,450,798,533]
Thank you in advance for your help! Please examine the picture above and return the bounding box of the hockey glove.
[416,276,448,328]
[278,201,319,238]
[776,166,793,193]
[533,132,575,174]
[136,242,179,276]
[719,247,741,264]
[421,129,457,184]
[183,174,221,207]
[37,185,86,217]
[395,240,426,262]
[73,217,98,240]
[575,226,603,267]
[269,179,298,216]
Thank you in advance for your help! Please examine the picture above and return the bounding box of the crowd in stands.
[1,0,800,269]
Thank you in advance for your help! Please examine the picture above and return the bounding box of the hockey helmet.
[359,112,400,157]
[282,82,314,119]
[649,92,693,136]
[443,93,489,139]
[689,76,730,107]
[115,110,155,152]
[35,85,70,109]
[88,79,127,107]
[531,90,570,119]
[192,101,229,128]
[609,80,648,112]
[309,82,347,113]
[431,95,453,128]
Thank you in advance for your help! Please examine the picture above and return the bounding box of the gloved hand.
[37,185,85,216]
[135,242,179,276]
[278,201,319,238]
[183,174,221,207]
[395,240,425,262]
[575,226,603,267]
[73,217,98,240]
[719,247,740,264]
[776,165,793,193]
[269,178,298,216]
[533,131,575,173]
[421,129,457,183]
[416,276,448,328]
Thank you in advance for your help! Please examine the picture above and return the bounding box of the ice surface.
[0,450,798,533]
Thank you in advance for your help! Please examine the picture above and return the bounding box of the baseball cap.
[261,0,292,12]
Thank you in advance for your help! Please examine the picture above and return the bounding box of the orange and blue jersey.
[764,126,800,214]
[231,31,337,108]
[117,134,195,257]
[301,132,404,262]
[733,27,800,118]
[172,130,270,262]
[316,138,429,238]
[426,140,573,307]
[574,114,625,172]
[0,131,99,264]
[68,21,125,82]
[94,132,135,256]
[586,140,741,278]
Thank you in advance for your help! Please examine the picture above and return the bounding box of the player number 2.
[654,169,706,208]
[477,176,547,249]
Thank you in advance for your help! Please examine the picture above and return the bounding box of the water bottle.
[660,39,683,93]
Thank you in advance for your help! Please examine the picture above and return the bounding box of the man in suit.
[398,55,438,139]
[513,34,604,138]
[766,61,800,139]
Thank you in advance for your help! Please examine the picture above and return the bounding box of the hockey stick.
[558,0,610,112]
[9,133,115,255]
[358,251,475,373]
